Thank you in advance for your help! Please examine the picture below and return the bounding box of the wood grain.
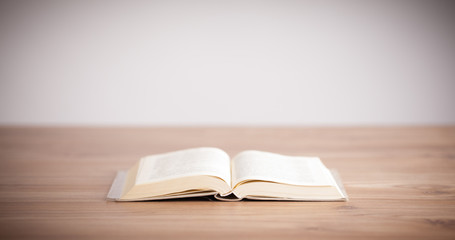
[0,127,454,239]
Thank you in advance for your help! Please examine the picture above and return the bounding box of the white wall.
[1,0,454,125]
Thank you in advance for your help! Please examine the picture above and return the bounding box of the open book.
[107,148,348,201]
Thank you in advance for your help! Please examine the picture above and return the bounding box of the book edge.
[106,170,128,201]
[330,168,349,201]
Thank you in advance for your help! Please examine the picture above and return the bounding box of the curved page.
[136,147,231,186]
[232,150,333,187]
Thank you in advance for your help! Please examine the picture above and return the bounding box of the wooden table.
[0,127,454,239]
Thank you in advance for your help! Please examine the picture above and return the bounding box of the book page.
[135,147,231,186]
[231,150,333,187]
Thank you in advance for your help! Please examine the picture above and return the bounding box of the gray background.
[1,0,454,126]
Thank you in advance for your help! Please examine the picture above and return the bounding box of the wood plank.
[0,127,454,239]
